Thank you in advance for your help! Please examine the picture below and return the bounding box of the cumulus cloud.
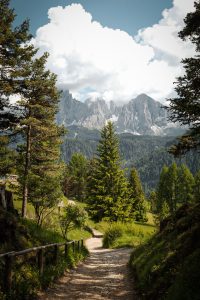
[33,1,196,104]
[137,0,195,65]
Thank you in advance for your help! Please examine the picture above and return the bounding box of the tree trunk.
[22,125,31,217]
[0,185,6,210]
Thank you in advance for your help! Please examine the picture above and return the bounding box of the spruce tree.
[148,190,157,213]
[177,164,195,204]
[68,153,88,201]
[156,165,172,224]
[166,162,178,214]
[129,168,147,222]
[156,165,169,213]
[87,121,130,222]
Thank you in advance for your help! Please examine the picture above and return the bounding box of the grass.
[14,199,35,219]
[68,228,92,240]
[13,198,92,242]
[129,203,200,299]
[100,221,157,248]
[146,212,156,225]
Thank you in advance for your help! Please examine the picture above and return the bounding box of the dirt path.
[39,235,138,300]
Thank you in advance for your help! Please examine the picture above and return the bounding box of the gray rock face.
[56,90,88,125]
[57,91,182,136]
[117,94,167,135]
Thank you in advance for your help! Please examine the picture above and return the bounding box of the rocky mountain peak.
[57,91,182,136]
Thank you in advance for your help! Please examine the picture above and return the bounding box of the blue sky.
[11,0,172,36]
[10,1,195,103]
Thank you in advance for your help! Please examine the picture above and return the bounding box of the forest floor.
[39,233,139,300]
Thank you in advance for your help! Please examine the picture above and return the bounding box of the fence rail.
[0,239,84,296]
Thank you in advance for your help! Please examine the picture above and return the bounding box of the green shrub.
[103,223,124,248]
[12,264,40,300]
[102,221,156,248]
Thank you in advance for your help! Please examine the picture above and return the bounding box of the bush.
[103,223,123,248]
[59,204,88,240]
[102,222,157,249]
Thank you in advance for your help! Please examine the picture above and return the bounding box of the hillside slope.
[129,203,200,299]
[61,126,200,192]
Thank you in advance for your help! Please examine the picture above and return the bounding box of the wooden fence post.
[4,254,13,295]
[64,244,68,258]
[38,249,44,275]
[77,240,80,252]
[53,245,58,264]
[72,241,75,253]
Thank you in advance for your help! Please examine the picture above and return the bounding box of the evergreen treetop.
[87,121,131,222]
[128,167,147,222]
[0,0,36,129]
[167,1,200,155]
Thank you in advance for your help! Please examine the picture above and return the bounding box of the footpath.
[39,230,138,300]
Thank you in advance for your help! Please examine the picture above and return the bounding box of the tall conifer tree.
[166,162,178,214]
[129,168,147,222]
[17,53,64,218]
[87,121,130,222]
[0,0,36,129]
[177,164,195,204]
[68,153,88,201]
[156,165,169,213]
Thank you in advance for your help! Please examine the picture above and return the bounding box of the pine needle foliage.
[0,0,36,129]
[166,1,200,155]
[87,121,131,222]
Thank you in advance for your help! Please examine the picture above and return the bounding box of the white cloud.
[33,1,196,104]
[137,0,195,65]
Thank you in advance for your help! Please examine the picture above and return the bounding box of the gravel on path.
[39,235,139,300]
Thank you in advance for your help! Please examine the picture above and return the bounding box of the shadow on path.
[39,236,139,300]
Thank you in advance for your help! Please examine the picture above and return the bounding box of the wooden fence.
[0,239,83,296]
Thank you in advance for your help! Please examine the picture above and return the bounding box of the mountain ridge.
[57,91,184,136]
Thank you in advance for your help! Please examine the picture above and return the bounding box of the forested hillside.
[61,126,200,193]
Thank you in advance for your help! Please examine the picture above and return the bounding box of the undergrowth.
[0,210,89,299]
[102,222,156,248]
[129,203,200,299]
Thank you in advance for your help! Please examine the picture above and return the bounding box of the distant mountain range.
[57,91,185,136]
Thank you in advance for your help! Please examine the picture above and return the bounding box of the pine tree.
[68,153,88,201]
[159,200,170,223]
[166,162,178,214]
[129,168,147,222]
[194,170,200,202]
[156,165,172,224]
[156,165,169,213]
[177,164,195,204]
[87,121,131,222]
[166,1,200,155]
[17,53,64,219]
[148,190,157,213]
[0,0,36,129]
